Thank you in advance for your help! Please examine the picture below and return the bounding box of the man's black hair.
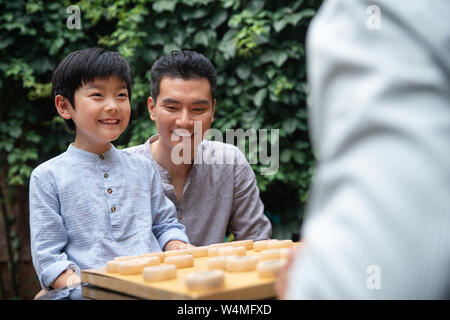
[52,47,133,131]
[150,50,217,102]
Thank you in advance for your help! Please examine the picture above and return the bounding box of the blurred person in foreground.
[277,0,450,299]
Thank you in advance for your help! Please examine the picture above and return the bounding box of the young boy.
[29,47,191,294]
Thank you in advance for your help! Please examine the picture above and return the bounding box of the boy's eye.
[90,93,102,97]
[118,93,128,98]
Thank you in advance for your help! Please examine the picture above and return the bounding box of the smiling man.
[126,50,272,246]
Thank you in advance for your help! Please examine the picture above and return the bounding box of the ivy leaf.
[280,149,292,163]
[211,10,228,30]
[295,141,310,150]
[266,68,276,79]
[273,51,288,67]
[254,88,267,107]
[218,29,236,59]
[245,0,265,13]
[273,20,288,33]
[49,38,64,56]
[259,50,275,64]
[9,127,22,139]
[152,1,176,13]
[292,150,306,164]
[0,37,14,50]
[155,19,167,29]
[163,43,179,55]
[252,74,267,87]
[282,118,297,134]
[7,153,17,165]
[236,64,251,80]
[194,30,215,47]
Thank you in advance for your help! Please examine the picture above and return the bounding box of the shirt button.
[111,206,116,213]
[104,173,109,179]
[99,155,104,160]
[107,188,112,194]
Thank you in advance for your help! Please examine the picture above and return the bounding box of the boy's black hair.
[52,47,133,131]
[150,50,216,102]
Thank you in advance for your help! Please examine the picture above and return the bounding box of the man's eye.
[193,107,209,113]
[166,106,177,110]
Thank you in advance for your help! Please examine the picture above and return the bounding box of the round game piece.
[207,256,228,270]
[257,259,287,279]
[165,249,190,257]
[143,264,177,282]
[106,260,120,273]
[226,256,259,272]
[164,254,194,269]
[279,248,291,259]
[253,240,272,252]
[185,270,225,291]
[114,255,140,262]
[260,249,282,261]
[208,246,231,257]
[140,252,165,262]
[293,242,303,250]
[267,239,293,249]
[209,242,235,248]
[118,257,161,275]
[218,246,246,257]
[230,239,254,250]
[187,246,209,258]
[232,246,247,256]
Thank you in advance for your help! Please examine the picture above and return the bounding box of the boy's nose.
[104,100,118,112]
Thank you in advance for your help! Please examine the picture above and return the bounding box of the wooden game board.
[81,245,287,300]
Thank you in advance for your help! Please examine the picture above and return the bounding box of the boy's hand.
[164,240,195,251]
[51,268,81,290]
[34,289,48,300]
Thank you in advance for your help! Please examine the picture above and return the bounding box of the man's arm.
[229,148,272,241]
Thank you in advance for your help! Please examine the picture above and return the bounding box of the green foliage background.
[0,0,321,298]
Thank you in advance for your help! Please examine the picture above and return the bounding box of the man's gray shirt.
[126,135,272,246]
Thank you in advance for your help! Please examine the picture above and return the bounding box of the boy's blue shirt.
[29,143,189,290]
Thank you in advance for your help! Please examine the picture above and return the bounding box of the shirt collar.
[146,134,170,180]
[66,143,118,162]
[146,134,201,180]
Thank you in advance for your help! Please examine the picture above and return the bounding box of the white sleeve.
[287,0,450,299]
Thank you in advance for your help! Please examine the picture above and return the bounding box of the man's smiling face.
[148,77,215,161]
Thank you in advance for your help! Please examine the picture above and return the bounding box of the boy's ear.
[55,95,73,120]
[147,97,156,121]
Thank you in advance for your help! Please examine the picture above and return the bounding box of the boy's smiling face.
[56,76,130,154]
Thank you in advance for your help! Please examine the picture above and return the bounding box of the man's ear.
[148,97,156,121]
[55,95,73,120]
[211,98,216,124]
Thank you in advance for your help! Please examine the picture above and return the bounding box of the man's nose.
[175,109,193,128]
